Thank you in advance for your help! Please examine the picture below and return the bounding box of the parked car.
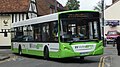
[105,30,119,44]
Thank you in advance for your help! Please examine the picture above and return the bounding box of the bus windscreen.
[59,12,101,42]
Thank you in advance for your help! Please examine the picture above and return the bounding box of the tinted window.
[12,35,34,42]
[22,36,34,41]
[107,31,117,35]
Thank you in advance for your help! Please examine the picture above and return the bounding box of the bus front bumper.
[59,46,104,58]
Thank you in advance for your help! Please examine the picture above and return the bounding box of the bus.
[11,10,104,59]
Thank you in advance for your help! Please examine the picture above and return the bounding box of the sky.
[57,0,112,10]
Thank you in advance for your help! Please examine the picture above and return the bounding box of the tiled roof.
[36,0,50,16]
[0,0,65,15]
[0,0,29,13]
[36,0,65,16]
[112,0,119,4]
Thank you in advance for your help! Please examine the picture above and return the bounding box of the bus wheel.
[18,45,22,55]
[80,56,85,60]
[44,47,49,60]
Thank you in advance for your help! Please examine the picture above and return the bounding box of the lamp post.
[101,0,105,46]
[102,0,104,26]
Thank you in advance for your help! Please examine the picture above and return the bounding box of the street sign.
[106,20,119,26]
[1,15,11,29]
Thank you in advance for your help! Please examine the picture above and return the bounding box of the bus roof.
[12,13,59,28]
[58,10,99,14]
[12,10,99,28]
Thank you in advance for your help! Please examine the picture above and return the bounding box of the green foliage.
[94,1,102,12]
[65,0,80,10]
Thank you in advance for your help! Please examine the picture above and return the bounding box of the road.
[0,45,116,67]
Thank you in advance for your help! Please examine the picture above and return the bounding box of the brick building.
[112,0,119,3]
[36,0,65,16]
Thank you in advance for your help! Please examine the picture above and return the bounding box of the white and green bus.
[11,10,104,59]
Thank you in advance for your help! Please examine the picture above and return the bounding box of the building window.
[19,14,21,21]
[12,14,14,23]
[31,3,35,11]
[22,14,24,20]
[4,32,7,37]
[15,14,17,22]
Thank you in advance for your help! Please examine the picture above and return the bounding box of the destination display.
[68,14,88,18]
[60,12,99,18]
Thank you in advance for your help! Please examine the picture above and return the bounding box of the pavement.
[104,44,120,67]
[0,54,10,61]
[111,55,120,67]
[0,49,11,61]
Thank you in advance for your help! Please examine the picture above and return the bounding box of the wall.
[0,14,12,46]
[105,0,120,20]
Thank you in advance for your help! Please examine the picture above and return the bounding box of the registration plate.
[80,52,88,55]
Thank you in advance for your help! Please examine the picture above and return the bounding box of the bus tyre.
[44,47,49,60]
[80,56,84,60]
[18,46,22,55]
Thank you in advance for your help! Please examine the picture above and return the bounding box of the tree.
[94,1,107,12]
[65,0,80,10]
[94,1,102,12]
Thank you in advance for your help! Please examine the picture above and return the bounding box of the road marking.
[0,56,18,64]
[98,56,112,67]
[98,56,104,67]
[102,56,112,67]
[102,56,106,67]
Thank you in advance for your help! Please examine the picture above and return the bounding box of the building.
[112,0,119,3]
[36,0,65,16]
[104,0,120,37]
[0,0,37,47]
[0,0,64,47]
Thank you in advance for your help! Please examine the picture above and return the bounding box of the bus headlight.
[64,47,70,50]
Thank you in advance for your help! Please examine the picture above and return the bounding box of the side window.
[12,27,24,42]
[13,36,23,42]
[33,21,58,42]
[42,23,50,41]
[28,36,34,41]
[50,21,58,42]
[22,36,34,41]
[33,24,41,41]
[22,36,28,41]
